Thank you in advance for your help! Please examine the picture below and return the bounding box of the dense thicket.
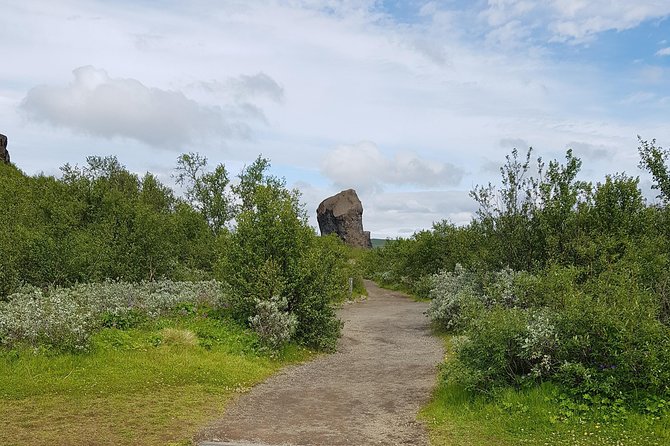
[0,156,214,296]
[0,154,353,350]
[364,138,670,408]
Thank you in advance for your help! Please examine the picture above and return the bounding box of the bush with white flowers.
[519,309,559,378]
[0,280,225,351]
[248,295,297,350]
[482,267,521,308]
[427,264,480,331]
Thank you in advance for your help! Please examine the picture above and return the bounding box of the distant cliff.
[0,134,9,164]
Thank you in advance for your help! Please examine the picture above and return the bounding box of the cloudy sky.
[2,1,670,237]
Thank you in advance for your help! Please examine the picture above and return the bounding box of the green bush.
[436,264,670,401]
[1,152,352,352]
[428,265,482,331]
[446,307,528,391]
[361,221,482,294]
[364,142,670,410]
[248,295,297,350]
[217,178,346,351]
[0,157,219,298]
[553,267,670,398]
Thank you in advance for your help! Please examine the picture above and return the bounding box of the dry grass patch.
[159,328,198,347]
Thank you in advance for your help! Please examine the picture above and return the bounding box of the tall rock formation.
[0,134,9,165]
[317,189,372,249]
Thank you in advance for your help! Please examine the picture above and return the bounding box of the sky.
[1,0,670,238]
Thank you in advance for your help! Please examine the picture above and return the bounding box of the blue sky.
[1,0,670,237]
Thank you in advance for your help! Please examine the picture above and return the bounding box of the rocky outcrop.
[317,189,372,249]
[0,134,8,165]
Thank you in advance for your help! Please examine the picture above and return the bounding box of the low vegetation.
[7,135,668,444]
[0,280,222,352]
[0,152,360,444]
[422,372,669,446]
[0,303,313,445]
[0,153,359,350]
[364,138,670,444]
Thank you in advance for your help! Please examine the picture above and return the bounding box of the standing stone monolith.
[317,189,372,249]
[0,134,9,165]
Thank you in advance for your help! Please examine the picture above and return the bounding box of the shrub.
[366,143,670,410]
[553,274,670,398]
[518,309,559,379]
[444,307,562,392]
[0,158,223,298]
[431,263,670,400]
[290,234,347,350]
[219,182,345,351]
[0,288,94,351]
[248,295,297,350]
[446,307,528,391]
[99,308,147,330]
[481,267,521,308]
[428,264,481,331]
[411,274,433,300]
[0,280,225,351]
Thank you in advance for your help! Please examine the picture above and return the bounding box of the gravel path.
[196,280,444,446]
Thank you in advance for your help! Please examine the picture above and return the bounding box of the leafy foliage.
[0,280,223,351]
[249,295,298,350]
[427,265,480,331]
[217,163,346,351]
[175,152,233,235]
[0,153,352,352]
[638,137,670,203]
[0,157,216,296]
[364,139,670,409]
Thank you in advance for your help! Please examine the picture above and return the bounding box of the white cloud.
[551,1,670,41]
[196,72,284,103]
[2,0,670,236]
[20,66,265,150]
[567,141,609,160]
[320,141,464,191]
[480,159,502,174]
[364,190,477,238]
[482,0,537,28]
[479,0,670,44]
[656,47,670,56]
[485,19,532,47]
[500,137,530,149]
[637,65,668,84]
[620,91,656,104]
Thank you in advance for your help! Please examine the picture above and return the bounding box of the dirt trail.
[196,280,444,446]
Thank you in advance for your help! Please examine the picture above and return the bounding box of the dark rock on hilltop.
[0,134,9,165]
[317,189,372,249]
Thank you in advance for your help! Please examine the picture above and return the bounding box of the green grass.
[420,337,670,446]
[0,314,314,446]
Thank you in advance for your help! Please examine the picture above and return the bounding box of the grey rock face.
[0,134,8,165]
[317,189,372,249]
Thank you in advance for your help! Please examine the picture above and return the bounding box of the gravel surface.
[196,280,444,446]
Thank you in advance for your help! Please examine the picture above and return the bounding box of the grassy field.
[0,315,313,446]
[420,337,670,446]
